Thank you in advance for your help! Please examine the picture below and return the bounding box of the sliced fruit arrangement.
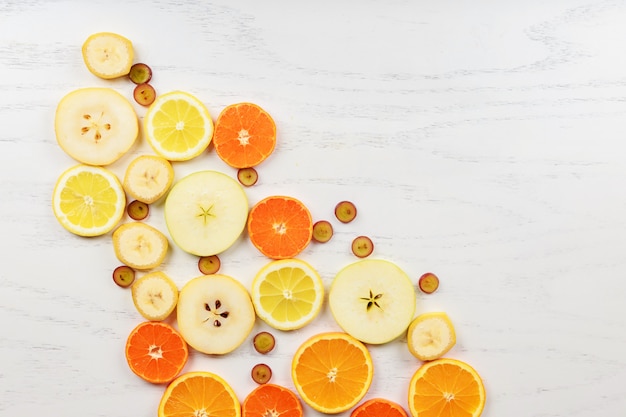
[52,164,126,237]
[125,321,188,384]
[242,383,303,417]
[291,332,373,414]
[82,32,134,79]
[144,90,214,161]
[158,371,241,417]
[247,196,313,259]
[329,259,416,344]
[112,222,169,270]
[351,398,408,417]
[213,102,276,168]
[123,154,174,204]
[407,312,456,361]
[164,170,248,256]
[176,274,255,355]
[408,358,486,417]
[131,271,179,321]
[55,88,138,166]
[251,258,324,331]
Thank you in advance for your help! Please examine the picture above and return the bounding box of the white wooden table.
[2,1,626,416]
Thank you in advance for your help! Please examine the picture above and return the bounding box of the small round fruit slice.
[352,235,374,258]
[248,196,313,260]
[351,398,408,417]
[335,200,357,223]
[251,258,324,331]
[198,255,221,275]
[251,363,272,384]
[242,383,303,417]
[112,222,169,270]
[418,272,440,294]
[131,271,179,321]
[113,265,135,288]
[144,90,214,161]
[407,312,456,361]
[408,358,486,417]
[129,63,153,84]
[127,200,149,221]
[134,83,156,106]
[52,164,126,237]
[312,220,333,243]
[164,170,248,256]
[176,274,255,355]
[291,332,373,414]
[82,32,133,79]
[213,102,276,168]
[123,154,174,205]
[55,88,138,166]
[125,321,188,384]
[329,259,416,344]
[253,331,276,354]
[237,167,258,186]
[158,371,240,417]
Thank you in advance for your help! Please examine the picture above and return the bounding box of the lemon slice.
[251,258,324,331]
[407,312,456,361]
[52,164,126,237]
[82,32,134,79]
[144,91,214,161]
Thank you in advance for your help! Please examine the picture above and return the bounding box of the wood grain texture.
[2,1,626,415]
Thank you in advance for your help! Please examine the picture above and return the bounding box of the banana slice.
[407,312,456,361]
[176,274,255,355]
[131,271,178,321]
[55,88,138,166]
[329,259,416,344]
[82,32,134,79]
[112,222,169,270]
[123,155,174,204]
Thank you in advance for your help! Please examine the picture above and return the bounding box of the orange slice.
[242,383,303,417]
[291,332,373,414]
[351,398,408,417]
[407,358,486,417]
[125,321,188,384]
[247,196,313,259]
[158,371,241,417]
[213,102,276,168]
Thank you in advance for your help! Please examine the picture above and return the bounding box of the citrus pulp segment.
[407,358,486,417]
[158,371,241,417]
[164,170,248,256]
[251,258,324,331]
[81,32,134,79]
[242,383,303,417]
[55,87,138,166]
[176,274,255,355]
[407,312,456,361]
[247,196,313,259]
[52,164,126,237]
[329,259,416,344]
[213,102,276,168]
[125,321,188,384]
[144,91,214,161]
[291,332,374,414]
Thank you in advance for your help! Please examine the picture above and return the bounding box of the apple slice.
[164,170,249,256]
[328,259,416,344]
[176,274,255,355]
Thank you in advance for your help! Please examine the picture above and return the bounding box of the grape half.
[133,83,156,106]
[251,363,272,384]
[198,255,221,275]
[351,235,374,258]
[127,200,149,220]
[312,220,333,243]
[418,272,440,294]
[113,265,135,288]
[237,167,258,187]
[253,331,276,354]
[129,63,153,84]
[335,201,357,223]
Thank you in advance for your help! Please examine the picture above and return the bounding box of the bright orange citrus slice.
[213,102,276,168]
[247,196,313,259]
[351,398,409,417]
[291,332,373,414]
[242,383,303,417]
[407,358,486,417]
[125,321,188,384]
[159,371,241,417]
